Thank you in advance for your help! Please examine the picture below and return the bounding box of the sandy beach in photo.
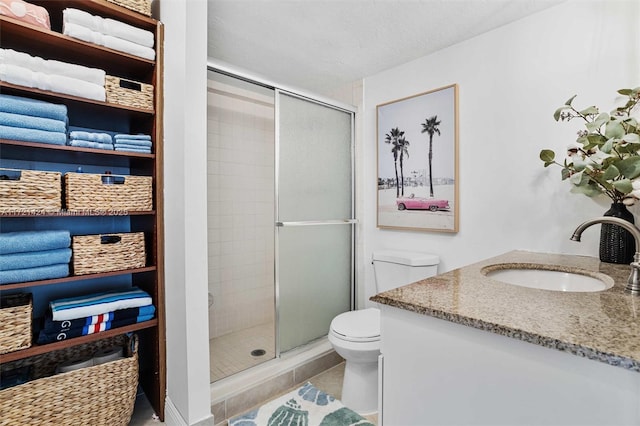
[377,184,455,230]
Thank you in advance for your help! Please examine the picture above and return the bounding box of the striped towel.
[37,313,154,344]
[50,287,152,321]
[42,304,155,334]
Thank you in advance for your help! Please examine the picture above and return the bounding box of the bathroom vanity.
[371,251,640,426]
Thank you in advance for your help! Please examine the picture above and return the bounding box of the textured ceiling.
[207,0,565,94]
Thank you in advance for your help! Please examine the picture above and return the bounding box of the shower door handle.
[275,219,357,227]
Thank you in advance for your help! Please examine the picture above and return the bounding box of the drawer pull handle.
[119,79,142,91]
[101,175,125,185]
[101,235,121,244]
[0,170,22,181]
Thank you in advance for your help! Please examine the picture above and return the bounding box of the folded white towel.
[0,48,105,86]
[0,63,106,102]
[63,22,155,61]
[63,8,154,48]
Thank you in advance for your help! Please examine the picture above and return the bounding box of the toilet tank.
[373,250,440,292]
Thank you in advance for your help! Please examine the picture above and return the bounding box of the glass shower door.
[276,91,354,353]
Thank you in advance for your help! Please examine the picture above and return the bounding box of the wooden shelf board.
[0,139,155,158]
[29,0,158,30]
[0,266,157,291]
[0,16,155,82]
[0,82,155,115]
[0,210,155,218]
[0,319,159,363]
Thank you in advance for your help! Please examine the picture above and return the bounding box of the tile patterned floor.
[209,322,276,383]
[130,362,377,425]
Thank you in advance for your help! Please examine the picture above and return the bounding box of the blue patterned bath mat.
[228,382,374,426]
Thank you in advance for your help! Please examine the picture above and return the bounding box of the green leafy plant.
[540,87,640,204]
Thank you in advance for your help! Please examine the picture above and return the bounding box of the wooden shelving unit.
[0,0,165,421]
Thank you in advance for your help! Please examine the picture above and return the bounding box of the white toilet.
[328,250,439,414]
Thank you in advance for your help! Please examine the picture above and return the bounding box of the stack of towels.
[0,48,106,102]
[114,133,152,153]
[0,230,71,284]
[68,130,114,150]
[63,8,155,61]
[38,287,155,344]
[0,94,68,145]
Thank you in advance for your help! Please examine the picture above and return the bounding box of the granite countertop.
[370,250,640,372]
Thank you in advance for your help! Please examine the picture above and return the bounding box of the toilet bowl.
[329,250,439,415]
[328,308,380,414]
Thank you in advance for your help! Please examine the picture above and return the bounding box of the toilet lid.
[330,308,380,342]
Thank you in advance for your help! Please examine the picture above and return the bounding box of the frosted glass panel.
[278,94,352,221]
[278,225,352,352]
[277,92,354,353]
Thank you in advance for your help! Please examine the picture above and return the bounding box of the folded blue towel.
[50,287,152,321]
[114,133,151,141]
[0,248,71,271]
[0,230,71,255]
[0,263,69,285]
[0,94,67,121]
[115,147,151,153]
[68,140,114,150]
[114,143,152,150]
[0,111,67,133]
[113,139,152,147]
[0,124,67,145]
[69,131,113,144]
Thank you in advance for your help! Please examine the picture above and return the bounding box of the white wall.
[160,0,213,424]
[362,0,640,306]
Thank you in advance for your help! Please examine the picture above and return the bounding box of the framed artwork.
[376,83,459,232]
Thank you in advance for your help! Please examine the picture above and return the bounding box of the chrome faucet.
[570,216,640,295]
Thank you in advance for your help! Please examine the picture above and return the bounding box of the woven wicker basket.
[0,334,138,426]
[72,232,146,275]
[0,168,61,214]
[105,75,154,110]
[0,294,32,355]
[106,0,152,16]
[64,172,152,212]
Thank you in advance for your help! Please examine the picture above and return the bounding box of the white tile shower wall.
[207,82,275,339]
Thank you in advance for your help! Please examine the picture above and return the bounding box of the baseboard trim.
[165,397,215,426]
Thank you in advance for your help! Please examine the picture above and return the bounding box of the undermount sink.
[482,264,614,292]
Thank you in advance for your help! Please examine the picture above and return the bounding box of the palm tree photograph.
[376,84,458,232]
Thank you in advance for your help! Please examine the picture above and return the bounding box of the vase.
[599,202,636,264]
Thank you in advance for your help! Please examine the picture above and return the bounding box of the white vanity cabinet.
[379,305,640,426]
[373,251,640,426]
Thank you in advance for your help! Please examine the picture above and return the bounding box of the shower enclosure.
[206,66,355,382]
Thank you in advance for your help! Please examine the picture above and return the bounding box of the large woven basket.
[0,334,138,426]
[64,172,152,212]
[72,232,146,275]
[0,293,32,355]
[0,168,61,214]
[106,0,152,16]
[105,75,154,110]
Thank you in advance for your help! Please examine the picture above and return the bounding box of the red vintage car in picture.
[396,194,450,212]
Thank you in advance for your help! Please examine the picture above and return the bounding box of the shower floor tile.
[210,322,275,382]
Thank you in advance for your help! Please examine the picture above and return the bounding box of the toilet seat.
[330,308,380,342]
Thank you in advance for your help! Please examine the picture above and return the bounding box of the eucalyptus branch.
[541,87,640,205]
